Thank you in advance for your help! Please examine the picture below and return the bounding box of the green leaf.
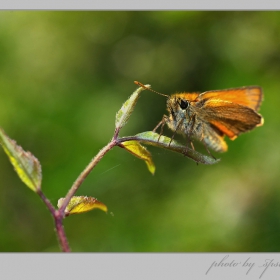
[120,140,155,175]
[0,128,42,192]
[115,84,151,130]
[57,196,108,216]
[134,131,220,165]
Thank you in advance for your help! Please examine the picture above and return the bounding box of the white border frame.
[1,0,280,10]
[0,4,279,280]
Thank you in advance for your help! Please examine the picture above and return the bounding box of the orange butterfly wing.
[199,99,264,140]
[198,86,263,111]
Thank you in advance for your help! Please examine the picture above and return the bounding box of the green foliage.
[135,131,219,165]
[0,11,278,252]
[115,84,150,130]
[0,128,42,192]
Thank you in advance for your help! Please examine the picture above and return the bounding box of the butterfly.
[135,81,264,153]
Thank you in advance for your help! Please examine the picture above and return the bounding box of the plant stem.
[59,138,117,215]
[37,189,56,216]
[37,189,70,252]
[54,212,70,252]
[117,136,141,143]
[54,130,141,250]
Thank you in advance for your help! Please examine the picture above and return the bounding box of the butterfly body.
[164,87,263,152]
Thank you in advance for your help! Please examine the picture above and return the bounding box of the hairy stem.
[54,212,70,252]
[37,189,71,252]
[59,138,117,215]
[37,189,56,216]
[53,132,138,251]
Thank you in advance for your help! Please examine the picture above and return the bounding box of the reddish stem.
[37,189,56,216]
[54,211,71,252]
[59,138,117,216]
[37,189,70,252]
[37,134,139,251]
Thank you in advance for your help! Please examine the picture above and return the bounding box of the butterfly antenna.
[134,81,169,98]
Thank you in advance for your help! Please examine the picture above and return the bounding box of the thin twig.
[37,189,70,252]
[37,189,56,216]
[48,135,118,252]
[59,138,117,216]
[54,212,70,252]
[116,136,141,143]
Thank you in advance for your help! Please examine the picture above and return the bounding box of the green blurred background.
[0,11,278,252]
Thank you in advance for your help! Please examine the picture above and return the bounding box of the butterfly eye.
[179,99,189,110]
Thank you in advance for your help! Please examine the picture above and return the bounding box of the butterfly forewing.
[198,86,263,111]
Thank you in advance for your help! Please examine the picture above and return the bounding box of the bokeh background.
[0,11,278,252]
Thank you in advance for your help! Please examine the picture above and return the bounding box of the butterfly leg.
[185,128,198,165]
[168,118,184,147]
[182,133,192,154]
[200,124,216,160]
[190,141,195,150]
[202,140,216,160]
[185,114,196,152]
[153,120,163,132]
[153,115,167,142]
